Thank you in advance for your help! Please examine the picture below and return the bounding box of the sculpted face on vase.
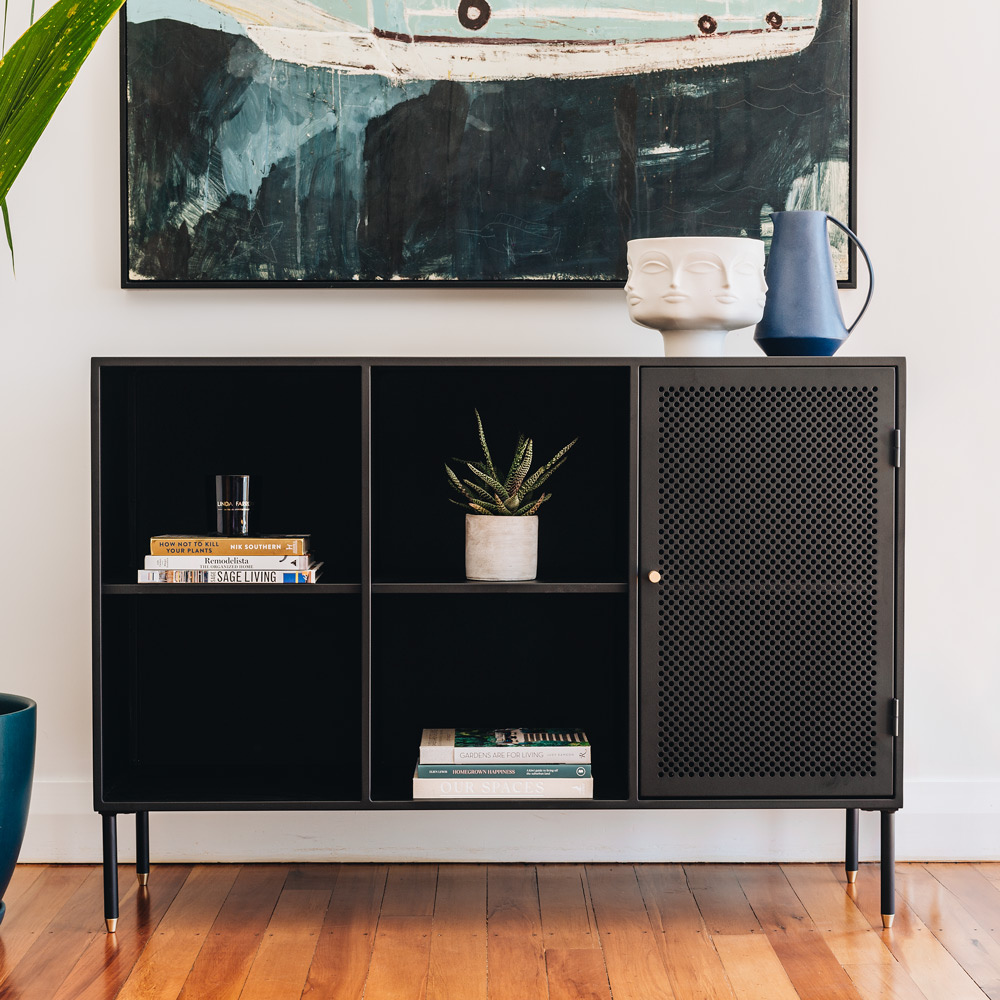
[625,237,767,356]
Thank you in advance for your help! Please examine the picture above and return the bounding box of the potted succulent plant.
[445,410,576,581]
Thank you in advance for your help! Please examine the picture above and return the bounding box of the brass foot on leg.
[881,913,895,929]
[846,869,858,884]
[106,917,118,933]
[137,872,149,887]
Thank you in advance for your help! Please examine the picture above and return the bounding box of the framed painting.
[122,0,856,286]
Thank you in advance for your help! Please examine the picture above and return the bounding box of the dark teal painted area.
[0,694,36,927]
[125,2,851,282]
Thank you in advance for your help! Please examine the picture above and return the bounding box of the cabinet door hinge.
[891,429,903,468]
[890,698,900,736]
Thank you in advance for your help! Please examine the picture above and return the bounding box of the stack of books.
[413,727,593,800]
[137,535,322,584]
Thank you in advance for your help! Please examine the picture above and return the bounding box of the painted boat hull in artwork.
[198,0,822,80]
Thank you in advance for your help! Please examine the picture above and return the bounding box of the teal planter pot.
[0,694,36,927]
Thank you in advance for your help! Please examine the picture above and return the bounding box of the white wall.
[3,2,998,864]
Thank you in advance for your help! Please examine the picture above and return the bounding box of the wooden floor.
[1,863,998,999]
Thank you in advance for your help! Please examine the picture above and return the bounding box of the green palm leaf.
[1,0,126,261]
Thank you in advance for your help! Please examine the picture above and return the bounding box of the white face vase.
[625,237,767,356]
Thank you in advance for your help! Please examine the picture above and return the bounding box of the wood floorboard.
[854,864,989,1000]
[777,868,932,1000]
[546,948,613,1000]
[637,864,735,1000]
[896,865,1000,999]
[842,962,934,1000]
[0,866,93,989]
[175,864,288,1000]
[586,864,677,1000]
[735,863,866,1000]
[538,864,599,950]
[1,862,997,1000]
[300,864,387,1000]
[424,864,487,1000]
[713,933,800,1000]
[685,864,763,936]
[0,868,44,911]
[114,864,239,1000]
[50,865,192,1000]
[977,865,1000,894]
[486,864,547,1000]
[361,914,433,1000]
[923,863,1000,946]
[0,867,113,1000]
[238,888,330,1000]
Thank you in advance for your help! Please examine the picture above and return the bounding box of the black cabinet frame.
[92,356,905,931]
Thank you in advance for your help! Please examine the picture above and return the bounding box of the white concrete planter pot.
[465,514,538,581]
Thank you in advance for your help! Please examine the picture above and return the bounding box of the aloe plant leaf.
[474,409,499,481]
[520,459,564,496]
[466,461,508,499]
[468,500,508,515]
[445,462,468,494]
[0,0,126,215]
[504,434,528,491]
[507,438,533,498]
[519,438,577,494]
[520,493,551,515]
[461,478,494,503]
[447,415,574,517]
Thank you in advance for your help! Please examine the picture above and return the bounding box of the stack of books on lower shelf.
[137,535,322,584]
[413,728,592,800]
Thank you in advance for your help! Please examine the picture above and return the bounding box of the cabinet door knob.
[648,570,662,584]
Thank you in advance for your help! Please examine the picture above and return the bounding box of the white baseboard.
[18,779,1000,864]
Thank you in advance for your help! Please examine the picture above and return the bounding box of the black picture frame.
[120,0,858,289]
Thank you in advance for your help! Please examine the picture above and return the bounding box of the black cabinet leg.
[845,808,859,884]
[102,813,119,933]
[880,809,896,928]
[136,812,150,887]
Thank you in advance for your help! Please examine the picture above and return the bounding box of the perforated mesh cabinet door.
[639,366,898,800]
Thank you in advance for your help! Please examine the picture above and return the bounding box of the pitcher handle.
[827,214,874,334]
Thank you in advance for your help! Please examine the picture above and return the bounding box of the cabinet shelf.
[371,580,627,595]
[370,798,631,809]
[103,583,362,595]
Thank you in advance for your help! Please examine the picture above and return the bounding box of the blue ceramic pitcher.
[754,211,874,357]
